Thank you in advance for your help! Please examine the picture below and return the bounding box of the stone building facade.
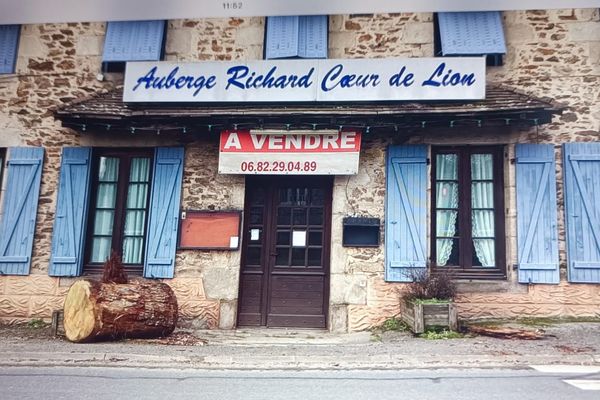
[0,8,599,332]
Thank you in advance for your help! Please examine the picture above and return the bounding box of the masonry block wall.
[333,10,600,331]
[0,10,599,330]
[0,19,260,327]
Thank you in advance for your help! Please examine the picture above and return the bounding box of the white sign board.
[1,1,597,24]
[124,58,486,103]
[218,130,362,175]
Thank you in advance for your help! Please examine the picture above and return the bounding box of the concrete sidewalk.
[1,323,599,370]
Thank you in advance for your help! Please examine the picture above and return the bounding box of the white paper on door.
[292,230,307,247]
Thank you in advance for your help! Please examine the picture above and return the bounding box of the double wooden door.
[237,176,332,328]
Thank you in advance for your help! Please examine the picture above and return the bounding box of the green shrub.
[27,319,47,329]
[380,316,408,332]
[419,329,463,340]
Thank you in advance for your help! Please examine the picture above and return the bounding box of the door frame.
[236,175,333,328]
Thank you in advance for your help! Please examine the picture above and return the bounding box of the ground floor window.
[85,149,153,273]
[431,146,506,278]
[49,146,183,278]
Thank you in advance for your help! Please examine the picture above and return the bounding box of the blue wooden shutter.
[564,142,600,283]
[103,20,165,62]
[438,12,506,55]
[385,145,428,282]
[0,25,20,74]
[0,147,44,275]
[103,21,135,61]
[515,144,559,284]
[298,16,328,59]
[144,147,184,278]
[49,148,92,277]
[265,16,299,59]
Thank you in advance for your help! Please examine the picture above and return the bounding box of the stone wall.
[174,138,246,328]
[328,13,433,59]
[0,22,110,324]
[453,9,600,327]
[0,18,261,327]
[332,10,600,331]
[1,10,600,330]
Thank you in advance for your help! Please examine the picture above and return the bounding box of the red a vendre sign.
[218,130,362,175]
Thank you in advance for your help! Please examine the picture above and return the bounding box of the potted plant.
[399,269,458,334]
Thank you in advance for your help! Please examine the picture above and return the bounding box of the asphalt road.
[1,366,599,400]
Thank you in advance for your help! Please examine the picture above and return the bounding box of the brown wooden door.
[237,176,332,328]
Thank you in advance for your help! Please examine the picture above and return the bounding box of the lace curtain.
[90,157,119,263]
[90,157,150,264]
[436,154,459,266]
[122,158,150,264]
[471,154,495,267]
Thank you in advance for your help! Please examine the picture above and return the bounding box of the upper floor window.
[265,16,328,59]
[434,11,506,67]
[431,146,506,279]
[102,20,167,73]
[0,25,20,74]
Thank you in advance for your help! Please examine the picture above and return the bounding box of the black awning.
[55,85,563,135]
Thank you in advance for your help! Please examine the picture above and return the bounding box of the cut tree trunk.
[63,279,178,343]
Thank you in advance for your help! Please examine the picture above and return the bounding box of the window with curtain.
[85,149,153,273]
[431,146,506,279]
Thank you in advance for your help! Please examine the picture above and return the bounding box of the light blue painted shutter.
[0,147,44,275]
[438,12,506,55]
[515,144,559,284]
[103,21,129,61]
[298,15,328,59]
[265,16,299,59]
[385,145,427,282]
[0,25,20,74]
[564,142,600,283]
[103,20,165,62]
[49,148,92,277]
[144,147,184,278]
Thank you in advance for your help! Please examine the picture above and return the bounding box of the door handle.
[270,252,278,257]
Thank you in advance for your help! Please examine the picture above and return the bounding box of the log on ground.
[467,325,545,340]
[63,279,178,343]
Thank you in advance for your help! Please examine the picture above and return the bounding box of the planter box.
[400,300,458,334]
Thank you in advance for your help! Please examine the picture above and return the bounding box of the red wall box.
[178,210,241,250]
